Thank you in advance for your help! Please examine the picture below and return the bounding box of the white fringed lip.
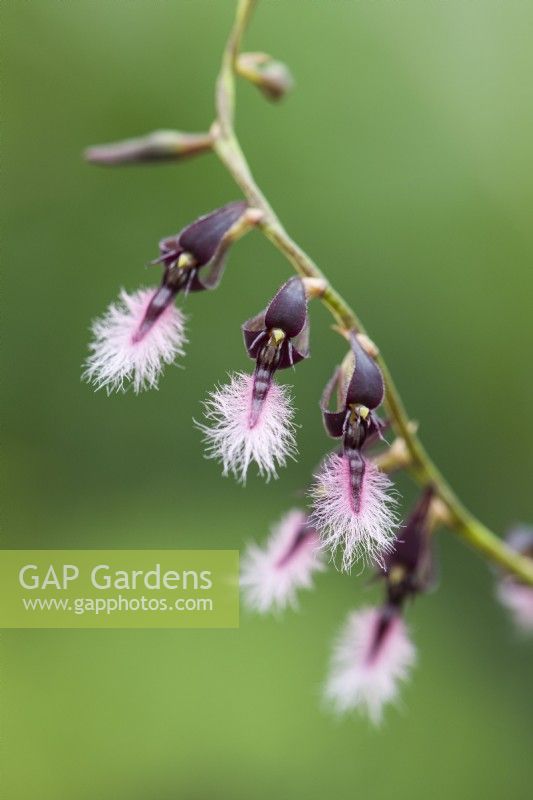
[310,453,399,571]
[240,509,325,613]
[325,606,416,724]
[83,287,187,393]
[196,372,297,483]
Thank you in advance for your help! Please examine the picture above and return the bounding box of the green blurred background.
[2,0,533,797]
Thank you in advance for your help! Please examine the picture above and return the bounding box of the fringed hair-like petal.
[196,372,297,483]
[325,607,416,724]
[83,288,187,393]
[310,453,398,570]
[240,510,325,613]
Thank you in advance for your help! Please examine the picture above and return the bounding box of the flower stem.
[212,0,533,585]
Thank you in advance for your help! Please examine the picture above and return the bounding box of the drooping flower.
[310,333,397,568]
[83,201,248,393]
[323,489,436,722]
[381,486,437,603]
[152,200,248,293]
[496,526,533,634]
[325,606,416,724]
[198,277,310,482]
[240,509,325,613]
[83,288,187,393]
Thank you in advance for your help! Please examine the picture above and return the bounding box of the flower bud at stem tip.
[237,52,294,102]
[84,130,213,166]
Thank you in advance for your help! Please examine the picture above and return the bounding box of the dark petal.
[290,318,310,361]
[384,487,436,601]
[179,201,247,266]
[153,201,247,277]
[345,333,385,410]
[264,277,307,338]
[154,235,183,267]
[423,549,440,595]
[275,319,310,369]
[364,412,388,447]
[320,367,347,438]
[243,314,310,368]
[242,312,268,359]
[389,488,433,571]
[187,258,227,292]
[322,410,347,439]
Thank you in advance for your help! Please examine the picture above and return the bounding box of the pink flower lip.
[240,509,325,613]
[83,287,187,393]
[197,372,297,483]
[325,606,416,724]
[310,452,398,570]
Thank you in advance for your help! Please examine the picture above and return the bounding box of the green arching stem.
[212,0,533,585]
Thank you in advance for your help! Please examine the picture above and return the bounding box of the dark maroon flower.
[309,332,396,569]
[196,277,309,482]
[142,201,248,337]
[243,276,309,367]
[382,487,436,607]
[155,201,247,286]
[84,202,250,393]
[241,276,310,427]
[320,333,385,444]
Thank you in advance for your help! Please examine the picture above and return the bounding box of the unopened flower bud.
[237,52,294,102]
[382,487,436,605]
[84,129,213,166]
